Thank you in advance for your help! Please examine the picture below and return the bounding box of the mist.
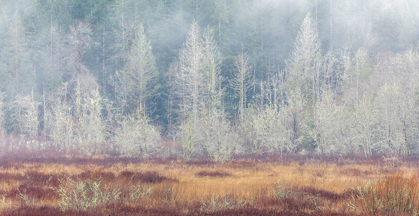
[0,0,418,159]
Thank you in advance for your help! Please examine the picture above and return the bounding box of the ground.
[0,154,416,215]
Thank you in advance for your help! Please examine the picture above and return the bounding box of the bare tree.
[74,75,105,155]
[202,27,223,110]
[121,24,157,114]
[40,21,65,93]
[198,108,238,163]
[232,49,252,121]
[252,106,295,156]
[64,21,93,83]
[113,110,161,157]
[1,11,33,96]
[352,94,384,157]
[377,83,404,155]
[310,89,350,154]
[176,21,204,123]
[284,13,323,152]
[287,12,322,102]
[50,98,74,152]
[12,93,39,137]
[0,92,4,135]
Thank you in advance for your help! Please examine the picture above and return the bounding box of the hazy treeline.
[0,0,418,160]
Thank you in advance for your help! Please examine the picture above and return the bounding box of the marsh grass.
[57,178,121,211]
[351,174,419,215]
[0,155,417,215]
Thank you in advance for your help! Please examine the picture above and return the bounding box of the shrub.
[351,174,419,215]
[274,183,293,199]
[129,183,152,200]
[113,112,161,157]
[57,178,121,211]
[1,194,12,209]
[200,195,246,212]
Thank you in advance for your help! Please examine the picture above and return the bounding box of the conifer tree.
[122,24,158,114]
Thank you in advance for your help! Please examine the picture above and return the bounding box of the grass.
[0,154,418,215]
[351,174,419,215]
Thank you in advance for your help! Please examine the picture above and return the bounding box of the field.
[0,154,418,216]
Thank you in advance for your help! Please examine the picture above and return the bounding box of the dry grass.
[0,155,417,215]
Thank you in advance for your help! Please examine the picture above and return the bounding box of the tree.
[202,27,223,110]
[113,109,161,157]
[286,12,325,152]
[109,0,148,68]
[283,88,305,151]
[0,11,33,97]
[63,20,95,119]
[377,83,404,155]
[50,75,106,155]
[173,22,231,160]
[310,89,350,154]
[287,12,322,102]
[50,98,74,152]
[354,47,373,104]
[39,21,66,93]
[74,75,105,155]
[0,93,4,135]
[121,24,158,114]
[232,49,252,121]
[251,106,295,156]
[175,21,204,122]
[64,20,94,83]
[211,0,230,43]
[352,94,385,157]
[11,93,39,137]
[197,108,238,162]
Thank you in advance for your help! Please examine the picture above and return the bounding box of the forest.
[0,0,419,160]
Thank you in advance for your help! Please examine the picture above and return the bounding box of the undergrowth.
[200,195,247,212]
[57,178,122,211]
[351,174,419,215]
[1,156,418,216]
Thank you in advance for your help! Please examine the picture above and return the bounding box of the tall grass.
[2,156,419,215]
[57,178,122,211]
[352,174,419,215]
[1,195,12,209]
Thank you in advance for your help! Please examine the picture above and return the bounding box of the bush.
[274,183,293,199]
[200,195,246,212]
[351,174,419,215]
[113,112,161,157]
[57,178,121,211]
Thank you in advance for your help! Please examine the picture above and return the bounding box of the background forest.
[0,0,419,160]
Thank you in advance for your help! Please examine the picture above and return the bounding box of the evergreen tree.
[1,11,33,97]
[121,24,158,114]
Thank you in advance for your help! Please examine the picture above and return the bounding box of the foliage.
[11,94,39,137]
[351,174,419,215]
[57,178,122,211]
[0,0,418,159]
[113,110,161,157]
[251,106,294,155]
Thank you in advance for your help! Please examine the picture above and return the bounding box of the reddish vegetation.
[6,184,58,200]
[77,170,116,181]
[195,170,232,178]
[0,155,418,216]
[297,186,357,200]
[118,171,175,183]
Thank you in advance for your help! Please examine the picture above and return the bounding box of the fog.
[0,0,419,159]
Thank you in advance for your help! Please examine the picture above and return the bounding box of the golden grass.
[0,157,418,215]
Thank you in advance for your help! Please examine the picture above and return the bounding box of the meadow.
[0,154,418,216]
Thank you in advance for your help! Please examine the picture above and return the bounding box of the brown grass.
[0,155,417,215]
[351,174,419,215]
